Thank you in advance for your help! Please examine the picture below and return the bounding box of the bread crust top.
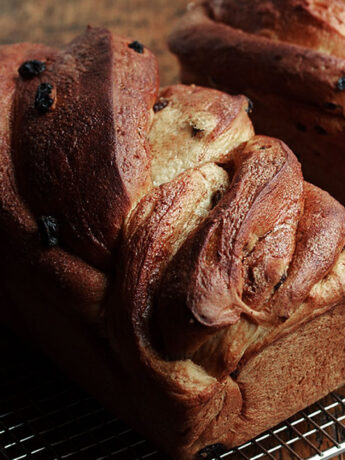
[1,27,345,458]
[169,2,345,116]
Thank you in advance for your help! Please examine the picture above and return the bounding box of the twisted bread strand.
[109,82,345,455]
[0,27,344,459]
[12,27,158,269]
[169,1,345,205]
[117,104,345,376]
[0,27,158,326]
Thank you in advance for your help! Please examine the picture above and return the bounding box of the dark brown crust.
[168,1,345,204]
[1,28,345,460]
[12,27,158,268]
[208,0,345,59]
[169,3,345,112]
[0,41,107,327]
[242,88,345,202]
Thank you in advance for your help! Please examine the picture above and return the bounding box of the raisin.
[274,273,287,292]
[279,315,289,322]
[38,216,59,248]
[196,443,227,459]
[153,99,168,113]
[18,60,46,79]
[336,76,345,91]
[35,82,54,113]
[191,125,204,137]
[128,40,144,54]
[230,368,239,380]
[245,97,254,113]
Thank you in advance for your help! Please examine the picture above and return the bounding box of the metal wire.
[1,326,345,460]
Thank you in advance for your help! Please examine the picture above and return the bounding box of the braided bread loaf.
[1,27,345,460]
[169,0,345,206]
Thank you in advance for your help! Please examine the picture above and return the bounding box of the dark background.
[0,0,188,86]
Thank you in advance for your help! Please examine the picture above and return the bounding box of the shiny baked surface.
[1,27,345,459]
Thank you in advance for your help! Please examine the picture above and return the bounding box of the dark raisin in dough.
[35,82,54,113]
[38,216,59,248]
[128,40,144,54]
[18,60,46,79]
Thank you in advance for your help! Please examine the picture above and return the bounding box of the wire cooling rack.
[1,326,345,460]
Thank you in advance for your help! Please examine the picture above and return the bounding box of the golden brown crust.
[1,28,345,460]
[270,182,345,319]
[230,302,345,448]
[155,135,304,357]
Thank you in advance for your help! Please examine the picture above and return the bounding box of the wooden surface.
[0,0,189,86]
